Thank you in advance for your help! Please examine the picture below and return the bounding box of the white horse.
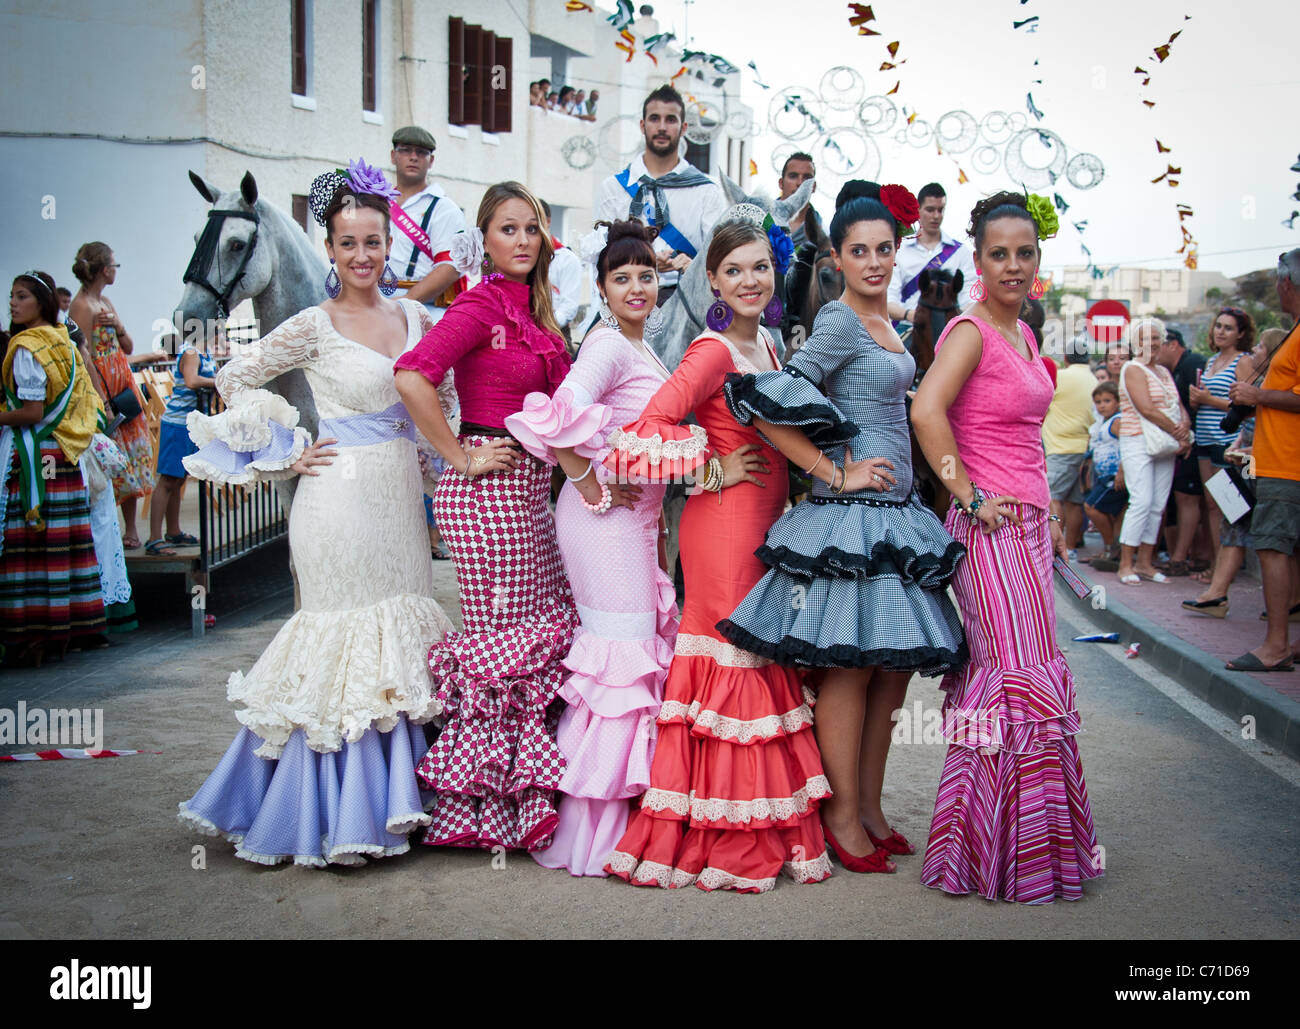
[176,170,327,509]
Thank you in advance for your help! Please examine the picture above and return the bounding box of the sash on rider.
[615,166,712,258]
[900,240,963,304]
[390,197,465,304]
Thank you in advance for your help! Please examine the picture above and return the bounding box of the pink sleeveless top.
[933,314,1055,511]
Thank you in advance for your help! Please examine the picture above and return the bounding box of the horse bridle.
[183,208,260,318]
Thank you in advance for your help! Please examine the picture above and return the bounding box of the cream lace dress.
[177,299,459,866]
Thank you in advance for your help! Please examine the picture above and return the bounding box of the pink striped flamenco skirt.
[921,504,1103,903]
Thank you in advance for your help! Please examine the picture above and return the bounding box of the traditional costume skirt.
[418,436,579,852]
[0,441,106,651]
[920,504,1103,903]
[89,325,155,502]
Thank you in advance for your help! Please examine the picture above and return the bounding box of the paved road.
[1,552,1296,939]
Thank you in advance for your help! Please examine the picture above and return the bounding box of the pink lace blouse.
[394,277,570,428]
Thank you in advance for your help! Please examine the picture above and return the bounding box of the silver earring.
[645,304,664,335]
[598,298,620,329]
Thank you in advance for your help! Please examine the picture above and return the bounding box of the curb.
[1059,583,1300,762]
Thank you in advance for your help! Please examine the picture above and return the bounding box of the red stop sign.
[1087,300,1130,345]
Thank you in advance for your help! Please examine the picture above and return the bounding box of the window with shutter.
[448,17,464,124]
[493,37,512,133]
[362,0,377,112]
[480,30,496,132]
[462,24,482,126]
[291,0,307,96]
[292,194,309,232]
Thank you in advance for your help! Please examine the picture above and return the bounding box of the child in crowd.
[1083,380,1126,569]
[146,333,216,554]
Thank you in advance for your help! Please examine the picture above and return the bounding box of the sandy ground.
[1,558,1297,940]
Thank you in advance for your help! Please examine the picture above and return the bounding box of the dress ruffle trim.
[723,370,859,449]
[638,773,832,826]
[938,654,1083,755]
[718,618,968,676]
[183,419,309,485]
[504,387,612,466]
[227,593,452,759]
[417,609,577,851]
[602,421,710,482]
[755,495,966,587]
[658,650,817,744]
[178,718,432,868]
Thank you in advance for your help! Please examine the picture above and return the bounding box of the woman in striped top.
[1188,307,1255,573]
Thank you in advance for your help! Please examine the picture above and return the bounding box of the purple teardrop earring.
[378,261,399,297]
[325,259,341,299]
[706,289,733,333]
[763,294,785,326]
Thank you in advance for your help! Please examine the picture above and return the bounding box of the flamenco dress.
[177,300,455,866]
[919,314,1102,903]
[88,324,155,503]
[506,326,679,876]
[394,276,579,853]
[720,301,966,674]
[602,331,832,893]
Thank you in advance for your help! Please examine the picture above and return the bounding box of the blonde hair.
[476,182,565,342]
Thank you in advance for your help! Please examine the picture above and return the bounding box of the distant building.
[1057,265,1237,317]
[1,0,753,338]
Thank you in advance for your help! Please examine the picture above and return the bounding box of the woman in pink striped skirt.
[911,191,1103,903]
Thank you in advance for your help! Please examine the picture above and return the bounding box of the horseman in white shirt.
[387,125,468,324]
[596,84,728,307]
[887,182,977,323]
[539,197,583,347]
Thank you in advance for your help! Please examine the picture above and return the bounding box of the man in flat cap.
[388,125,468,322]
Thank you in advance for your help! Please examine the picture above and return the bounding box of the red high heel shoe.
[866,827,915,856]
[823,823,895,874]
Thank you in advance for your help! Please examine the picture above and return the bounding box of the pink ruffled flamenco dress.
[505,325,679,875]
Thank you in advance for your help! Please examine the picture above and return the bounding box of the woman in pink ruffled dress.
[506,221,678,875]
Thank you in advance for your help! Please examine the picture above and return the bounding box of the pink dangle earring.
[1029,275,1045,300]
[968,272,987,302]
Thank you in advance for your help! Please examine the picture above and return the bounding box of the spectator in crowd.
[570,89,589,117]
[777,152,822,250]
[1115,317,1191,585]
[56,286,73,325]
[1093,364,1110,385]
[1105,340,1130,381]
[888,182,977,323]
[1223,250,1300,671]
[145,330,216,556]
[1043,335,1098,559]
[1156,325,1208,577]
[583,89,600,120]
[68,242,159,551]
[538,198,583,346]
[546,91,560,110]
[558,85,576,114]
[1188,306,1256,576]
[1083,381,1126,568]
[529,81,544,107]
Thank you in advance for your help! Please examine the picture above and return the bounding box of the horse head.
[908,268,964,373]
[178,171,276,327]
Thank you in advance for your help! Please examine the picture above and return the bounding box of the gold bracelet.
[832,464,848,494]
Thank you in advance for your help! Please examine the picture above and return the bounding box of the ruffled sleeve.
[504,326,626,464]
[182,309,321,484]
[601,335,733,482]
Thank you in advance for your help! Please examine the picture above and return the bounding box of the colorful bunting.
[605,0,634,30]
[565,1,593,11]
[1027,92,1044,120]
[1013,16,1039,29]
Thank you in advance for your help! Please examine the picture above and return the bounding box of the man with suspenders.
[388,126,468,324]
[886,182,977,324]
[595,85,727,307]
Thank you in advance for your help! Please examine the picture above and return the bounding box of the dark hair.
[538,198,552,220]
[56,286,72,299]
[10,271,60,331]
[781,152,814,178]
[705,221,772,275]
[967,191,1037,253]
[323,186,391,243]
[642,84,685,119]
[596,220,658,286]
[1215,307,1256,351]
[539,78,551,88]
[1165,327,1185,347]
[559,86,575,102]
[834,179,878,211]
[1092,380,1119,402]
[829,193,898,251]
[72,241,113,284]
[918,182,946,205]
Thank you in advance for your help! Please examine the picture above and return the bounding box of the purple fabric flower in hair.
[344,158,400,202]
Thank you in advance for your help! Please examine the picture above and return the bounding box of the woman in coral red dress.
[603,211,875,892]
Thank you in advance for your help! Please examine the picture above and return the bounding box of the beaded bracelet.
[580,481,613,515]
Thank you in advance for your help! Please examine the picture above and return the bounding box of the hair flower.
[576,224,610,271]
[767,223,795,276]
[879,184,920,232]
[1025,193,1059,240]
[450,228,486,275]
[343,158,400,203]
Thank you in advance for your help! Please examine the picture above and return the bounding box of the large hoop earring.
[598,296,620,329]
[706,288,733,333]
[968,273,987,303]
[645,304,664,335]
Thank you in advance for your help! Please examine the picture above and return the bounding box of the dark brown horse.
[904,268,964,516]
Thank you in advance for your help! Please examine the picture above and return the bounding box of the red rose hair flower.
[879,184,920,229]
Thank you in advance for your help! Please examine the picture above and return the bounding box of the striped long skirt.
[920,503,1102,903]
[0,441,106,654]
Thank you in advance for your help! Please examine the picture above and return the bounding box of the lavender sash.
[319,401,416,448]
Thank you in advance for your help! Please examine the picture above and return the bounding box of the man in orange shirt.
[1225,248,1300,672]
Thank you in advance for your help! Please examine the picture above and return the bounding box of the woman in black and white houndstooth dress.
[719,186,967,874]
